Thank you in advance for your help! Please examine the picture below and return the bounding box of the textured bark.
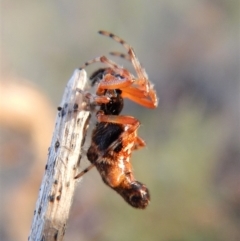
[29,69,91,241]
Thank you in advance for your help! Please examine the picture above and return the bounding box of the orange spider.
[75,31,158,209]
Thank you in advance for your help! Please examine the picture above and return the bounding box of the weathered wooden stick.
[29,69,91,241]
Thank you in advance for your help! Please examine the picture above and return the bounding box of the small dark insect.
[75,31,158,209]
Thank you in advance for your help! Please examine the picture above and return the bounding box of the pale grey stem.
[29,69,91,241]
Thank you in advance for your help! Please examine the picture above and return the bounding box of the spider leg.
[79,62,157,108]
[101,52,158,108]
[74,163,95,179]
[132,136,146,151]
[98,56,136,85]
[76,88,110,105]
[98,30,149,91]
[79,56,122,71]
[109,51,149,91]
[97,112,139,128]
[109,51,131,61]
[79,56,133,79]
[96,112,140,142]
[98,30,132,53]
[79,55,135,90]
[121,86,158,108]
[128,48,149,88]
[110,49,159,108]
[96,72,134,96]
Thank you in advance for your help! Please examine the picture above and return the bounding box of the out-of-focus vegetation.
[1,1,239,241]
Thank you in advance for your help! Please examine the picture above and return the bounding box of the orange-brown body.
[87,113,149,209]
[75,30,157,209]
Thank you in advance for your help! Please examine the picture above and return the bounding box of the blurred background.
[1,0,239,240]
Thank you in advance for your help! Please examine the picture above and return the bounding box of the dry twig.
[29,69,91,241]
